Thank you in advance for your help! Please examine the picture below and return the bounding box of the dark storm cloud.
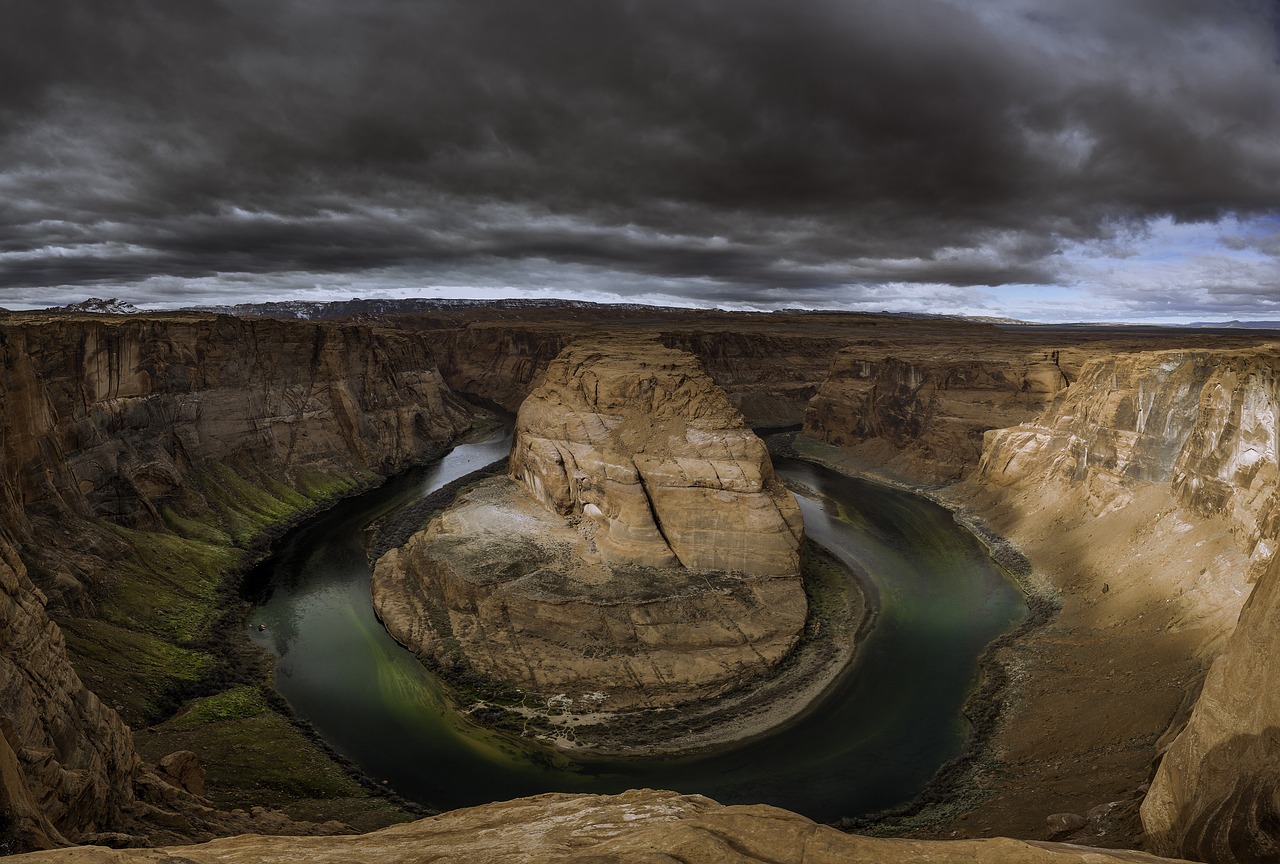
[2,0,1279,313]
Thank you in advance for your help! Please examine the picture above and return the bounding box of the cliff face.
[804,348,1070,482]
[0,314,479,850]
[509,338,803,576]
[4,789,1195,864]
[937,347,1280,845]
[1142,551,1280,863]
[980,349,1280,577]
[431,324,846,426]
[0,536,129,853]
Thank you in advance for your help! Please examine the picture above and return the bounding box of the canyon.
[1,303,1279,863]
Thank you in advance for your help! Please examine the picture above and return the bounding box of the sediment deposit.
[373,338,807,714]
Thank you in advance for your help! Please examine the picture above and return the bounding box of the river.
[244,426,1025,822]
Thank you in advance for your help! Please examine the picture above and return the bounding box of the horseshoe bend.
[4,304,1280,864]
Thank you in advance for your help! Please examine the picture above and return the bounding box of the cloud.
[1,0,1279,319]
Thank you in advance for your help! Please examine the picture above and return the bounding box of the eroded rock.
[373,338,806,713]
[2,789,1197,864]
[509,337,803,576]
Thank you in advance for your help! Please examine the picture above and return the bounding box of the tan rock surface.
[372,477,807,712]
[509,337,803,576]
[5,789,1196,864]
[804,349,1071,482]
[894,348,1280,844]
[1142,551,1280,863]
[0,313,479,849]
[374,338,807,713]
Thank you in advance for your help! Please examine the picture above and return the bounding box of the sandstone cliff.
[803,348,1071,482]
[508,338,803,576]
[0,313,479,851]
[1142,550,1280,863]
[373,338,807,716]
[431,323,845,426]
[910,346,1280,844]
[4,789,1196,864]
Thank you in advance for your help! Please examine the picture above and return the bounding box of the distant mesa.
[372,336,807,716]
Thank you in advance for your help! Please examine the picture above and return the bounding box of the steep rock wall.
[1142,551,1280,863]
[948,346,1280,843]
[804,349,1070,482]
[0,314,478,850]
[980,349,1280,577]
[508,337,803,576]
[431,325,846,426]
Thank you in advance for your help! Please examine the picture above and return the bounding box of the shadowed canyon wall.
[0,314,478,852]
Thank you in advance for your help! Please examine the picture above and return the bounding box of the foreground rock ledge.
[11,790,1195,863]
[372,337,808,713]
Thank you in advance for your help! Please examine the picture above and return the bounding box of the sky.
[2,0,1279,322]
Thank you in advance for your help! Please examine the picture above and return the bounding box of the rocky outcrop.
[373,478,807,711]
[0,314,479,850]
[1142,551,1280,863]
[3,789,1196,863]
[804,349,1070,482]
[509,338,803,576]
[373,338,806,714]
[980,349,1280,577]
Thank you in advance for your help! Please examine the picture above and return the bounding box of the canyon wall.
[948,346,1280,849]
[430,324,847,426]
[0,314,479,851]
[803,348,1070,482]
[980,349,1280,579]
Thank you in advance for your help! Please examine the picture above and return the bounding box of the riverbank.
[132,424,506,831]
[778,432,1242,850]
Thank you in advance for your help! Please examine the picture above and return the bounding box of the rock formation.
[373,338,806,713]
[924,346,1279,843]
[1142,552,1280,863]
[0,313,479,851]
[803,349,1071,482]
[508,338,803,576]
[1,789,1196,863]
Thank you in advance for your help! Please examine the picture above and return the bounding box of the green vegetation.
[135,687,417,831]
[60,618,213,724]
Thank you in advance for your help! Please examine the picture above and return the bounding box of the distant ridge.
[1184,320,1280,330]
[51,297,141,315]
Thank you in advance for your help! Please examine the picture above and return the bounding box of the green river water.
[245,427,1025,822]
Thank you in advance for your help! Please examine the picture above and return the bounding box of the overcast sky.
[2,0,1279,321]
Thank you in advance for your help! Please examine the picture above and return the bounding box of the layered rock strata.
[915,347,1280,843]
[508,338,803,577]
[804,348,1071,482]
[0,314,479,850]
[4,789,1197,864]
[373,338,806,712]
